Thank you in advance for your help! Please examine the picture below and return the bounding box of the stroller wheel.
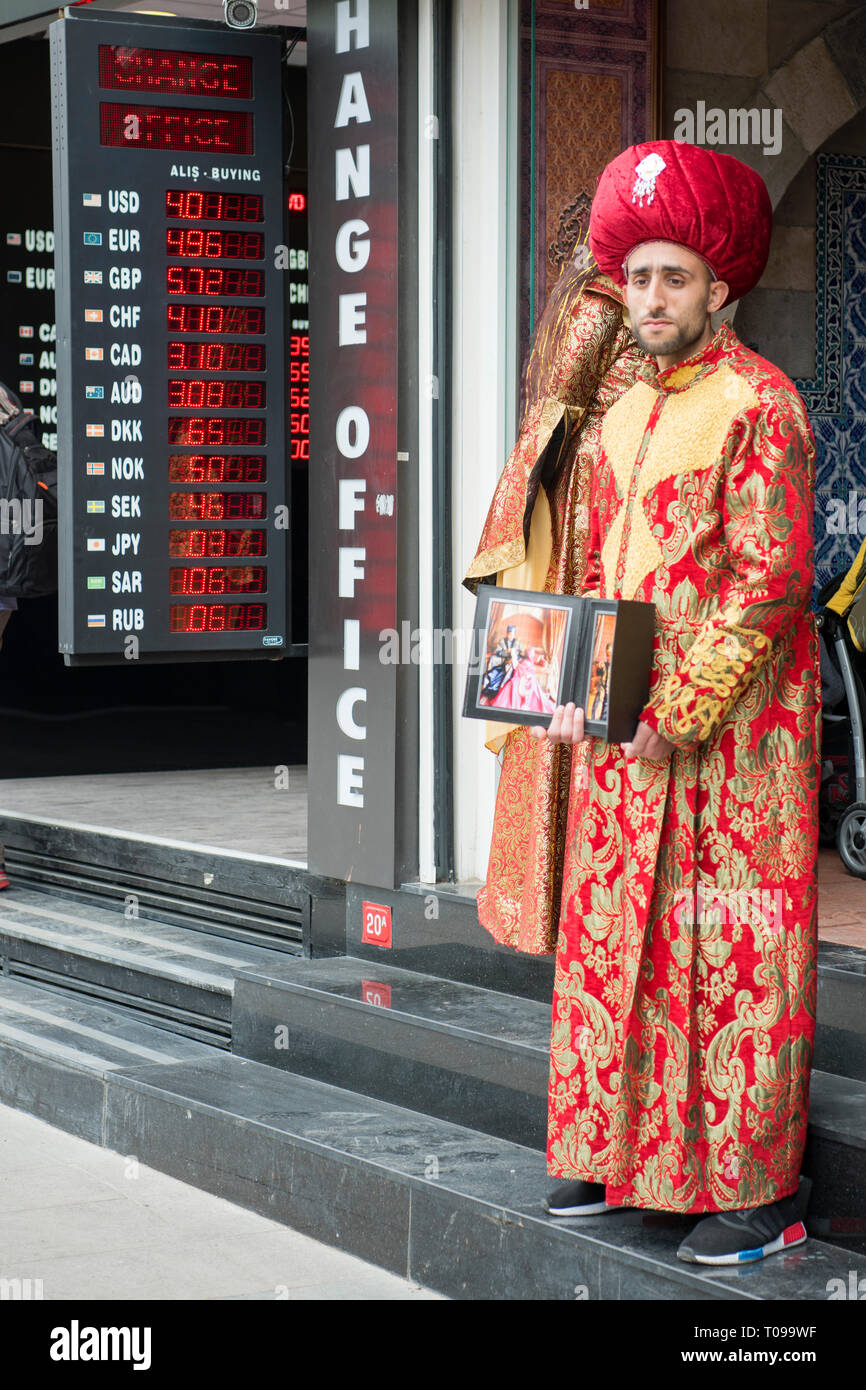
[836,802,866,878]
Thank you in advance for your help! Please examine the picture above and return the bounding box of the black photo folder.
[463,584,656,744]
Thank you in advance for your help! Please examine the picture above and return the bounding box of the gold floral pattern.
[548,322,821,1212]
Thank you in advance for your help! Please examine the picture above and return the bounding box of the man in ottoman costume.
[536,140,820,1265]
[464,252,649,954]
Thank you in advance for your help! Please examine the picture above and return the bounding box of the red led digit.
[166,266,264,296]
[167,342,265,372]
[169,602,267,631]
[165,228,264,259]
[169,529,267,558]
[165,189,263,221]
[167,304,265,333]
[169,566,266,595]
[168,493,266,520]
[168,418,267,446]
[168,455,266,483]
[167,380,266,409]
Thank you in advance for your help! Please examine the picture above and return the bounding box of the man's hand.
[530,702,585,744]
[621,720,676,761]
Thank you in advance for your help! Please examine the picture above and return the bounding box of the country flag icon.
[86,500,105,514]
[87,577,106,590]
[18,353,33,366]
[86,461,105,476]
[85,386,104,400]
[82,193,102,208]
[18,326,33,338]
[83,232,102,246]
[87,538,106,552]
[85,310,103,323]
[85,348,103,362]
[87,614,106,628]
[6,271,22,284]
[84,270,103,285]
[18,381,34,394]
[5,232,21,246]
[86,424,104,438]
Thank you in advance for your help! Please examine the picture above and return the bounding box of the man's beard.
[633,301,710,360]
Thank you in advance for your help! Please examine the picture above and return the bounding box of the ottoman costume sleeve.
[637,397,816,748]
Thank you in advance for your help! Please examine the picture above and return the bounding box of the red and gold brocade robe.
[464,267,647,953]
[548,321,821,1213]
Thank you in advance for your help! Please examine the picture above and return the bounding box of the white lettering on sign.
[112,608,144,631]
[335,145,370,201]
[344,618,360,670]
[338,548,366,597]
[25,267,55,290]
[38,323,56,342]
[111,534,141,556]
[111,496,141,518]
[334,73,371,127]
[338,292,367,344]
[110,420,143,441]
[25,230,54,253]
[110,380,142,404]
[337,753,364,807]
[111,570,142,593]
[335,219,370,273]
[109,306,141,327]
[108,228,141,253]
[109,267,142,290]
[111,457,144,480]
[338,478,366,528]
[107,190,141,214]
[336,406,370,459]
[336,687,367,739]
[109,343,142,366]
[336,0,370,53]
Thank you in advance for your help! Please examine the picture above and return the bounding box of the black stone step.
[232,953,866,1255]
[0,884,300,1045]
[0,975,216,1141]
[815,941,866,1083]
[0,977,855,1298]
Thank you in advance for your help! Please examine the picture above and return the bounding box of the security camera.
[224,0,257,28]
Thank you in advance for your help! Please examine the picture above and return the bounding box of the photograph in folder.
[463,584,656,744]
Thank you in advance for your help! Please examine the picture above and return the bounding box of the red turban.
[589,140,772,306]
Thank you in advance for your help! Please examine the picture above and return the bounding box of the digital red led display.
[289,333,310,462]
[169,566,266,595]
[169,492,266,520]
[166,266,264,296]
[170,603,267,632]
[99,46,253,98]
[166,228,264,260]
[168,417,266,446]
[287,192,307,212]
[167,304,265,334]
[169,529,267,558]
[168,342,265,372]
[168,380,265,410]
[169,455,266,483]
[166,190,263,222]
[100,103,253,154]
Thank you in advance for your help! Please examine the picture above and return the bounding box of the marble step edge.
[92,1055,861,1302]
[0,973,222,1074]
[0,900,294,1000]
[234,953,552,1048]
[0,990,853,1300]
[233,955,866,1146]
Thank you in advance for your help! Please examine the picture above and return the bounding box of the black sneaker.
[677,1184,809,1265]
[545,1179,613,1216]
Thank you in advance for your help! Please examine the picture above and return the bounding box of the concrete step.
[0,884,300,1045]
[232,953,866,1256]
[0,985,854,1301]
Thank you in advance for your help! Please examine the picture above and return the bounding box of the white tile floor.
[0,1103,444,1301]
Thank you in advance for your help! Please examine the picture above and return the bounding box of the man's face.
[623,242,727,363]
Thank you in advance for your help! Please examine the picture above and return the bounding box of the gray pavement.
[0,1102,445,1300]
